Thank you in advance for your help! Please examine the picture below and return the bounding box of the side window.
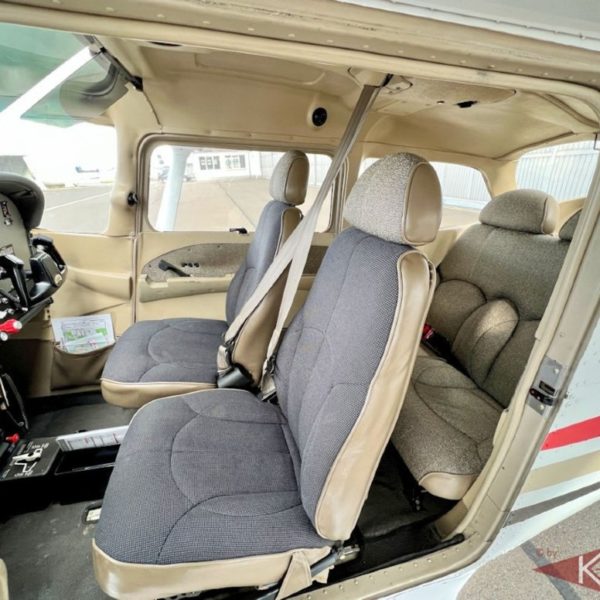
[0,122,116,234]
[430,162,491,228]
[359,158,490,228]
[147,145,332,232]
[516,141,598,200]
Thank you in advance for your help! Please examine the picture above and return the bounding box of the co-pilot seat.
[93,153,442,600]
[101,150,310,408]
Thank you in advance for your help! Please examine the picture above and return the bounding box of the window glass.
[516,141,598,201]
[0,23,121,234]
[359,157,491,228]
[0,23,86,107]
[0,121,116,233]
[148,146,332,232]
[0,23,125,127]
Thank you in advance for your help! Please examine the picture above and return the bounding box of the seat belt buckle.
[217,366,253,390]
[422,323,434,342]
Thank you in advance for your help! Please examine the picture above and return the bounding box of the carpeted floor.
[0,501,109,600]
[0,393,134,599]
[358,445,454,539]
[26,392,135,438]
[326,445,457,582]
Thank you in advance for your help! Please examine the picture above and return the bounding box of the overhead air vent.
[312,107,328,127]
[150,41,182,47]
[456,100,478,109]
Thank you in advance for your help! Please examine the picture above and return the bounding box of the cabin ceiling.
[100,36,599,159]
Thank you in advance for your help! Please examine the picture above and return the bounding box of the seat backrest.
[223,151,309,383]
[225,150,309,323]
[427,190,577,407]
[274,153,441,541]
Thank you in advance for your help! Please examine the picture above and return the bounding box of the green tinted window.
[0,23,123,126]
[0,24,120,233]
[0,24,85,105]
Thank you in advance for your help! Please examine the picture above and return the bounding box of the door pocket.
[51,344,115,390]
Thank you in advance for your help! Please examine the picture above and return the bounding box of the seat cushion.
[101,318,227,407]
[391,355,503,500]
[94,389,330,597]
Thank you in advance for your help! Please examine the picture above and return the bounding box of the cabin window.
[147,145,333,232]
[38,125,116,234]
[0,122,116,234]
[359,158,491,228]
[516,141,598,201]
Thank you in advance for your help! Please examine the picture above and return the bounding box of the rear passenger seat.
[392,190,580,501]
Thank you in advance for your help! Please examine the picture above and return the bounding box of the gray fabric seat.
[95,390,327,566]
[93,153,441,600]
[395,355,503,500]
[392,196,580,500]
[102,318,227,392]
[102,150,310,407]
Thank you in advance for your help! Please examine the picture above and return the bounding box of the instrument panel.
[0,195,67,338]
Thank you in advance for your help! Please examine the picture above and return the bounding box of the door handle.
[158,260,190,278]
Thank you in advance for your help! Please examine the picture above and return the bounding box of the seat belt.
[218,74,392,391]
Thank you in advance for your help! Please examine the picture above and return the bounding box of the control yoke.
[0,236,66,310]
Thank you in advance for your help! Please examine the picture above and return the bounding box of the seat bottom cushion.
[101,318,228,407]
[94,389,330,598]
[391,355,503,500]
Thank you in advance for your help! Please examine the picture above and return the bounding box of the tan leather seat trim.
[101,378,214,408]
[403,162,443,246]
[418,472,477,500]
[540,193,558,234]
[93,541,329,600]
[314,251,436,540]
[270,152,310,207]
[231,206,301,384]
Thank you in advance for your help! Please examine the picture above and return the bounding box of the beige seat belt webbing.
[219,75,391,385]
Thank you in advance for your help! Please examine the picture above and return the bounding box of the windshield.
[0,24,126,231]
[0,23,123,126]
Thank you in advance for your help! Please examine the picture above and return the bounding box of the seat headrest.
[480,189,557,234]
[343,153,441,246]
[558,210,581,241]
[0,173,44,230]
[269,150,309,206]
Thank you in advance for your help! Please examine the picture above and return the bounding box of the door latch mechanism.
[529,356,566,407]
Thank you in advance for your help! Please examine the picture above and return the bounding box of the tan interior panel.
[0,233,134,397]
[84,36,599,163]
[0,559,8,600]
[136,231,248,321]
[137,288,229,321]
[45,233,134,336]
[557,197,585,228]
[420,225,470,266]
[138,274,234,304]
[136,230,331,322]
